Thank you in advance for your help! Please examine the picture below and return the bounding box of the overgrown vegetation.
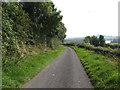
[84,35,120,49]
[71,46,119,89]
[2,2,66,64]
[2,1,67,88]
[84,35,105,47]
[64,43,120,58]
[105,43,120,49]
[2,46,64,88]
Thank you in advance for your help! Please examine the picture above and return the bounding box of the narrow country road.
[23,47,94,88]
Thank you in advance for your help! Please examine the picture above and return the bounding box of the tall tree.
[2,2,67,63]
[99,35,105,47]
[84,36,91,43]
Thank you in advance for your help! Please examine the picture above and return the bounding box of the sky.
[52,0,119,38]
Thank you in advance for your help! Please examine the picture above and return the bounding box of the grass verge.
[2,46,64,88]
[71,46,119,89]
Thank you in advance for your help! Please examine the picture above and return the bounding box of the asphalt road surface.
[23,47,94,88]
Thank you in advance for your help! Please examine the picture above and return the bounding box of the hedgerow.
[2,2,67,64]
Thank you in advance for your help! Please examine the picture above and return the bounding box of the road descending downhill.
[23,47,94,88]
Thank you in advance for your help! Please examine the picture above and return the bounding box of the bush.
[64,43,120,58]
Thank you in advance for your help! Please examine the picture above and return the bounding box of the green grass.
[108,43,120,45]
[71,46,119,89]
[2,46,64,88]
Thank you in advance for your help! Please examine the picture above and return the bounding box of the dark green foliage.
[2,2,32,63]
[22,2,66,47]
[105,43,120,49]
[84,36,91,43]
[64,43,120,58]
[99,35,105,47]
[2,2,67,63]
[90,35,100,46]
[84,35,105,47]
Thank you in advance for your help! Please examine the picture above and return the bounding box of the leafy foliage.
[64,43,120,58]
[2,2,31,63]
[2,2,67,63]
[99,35,105,47]
[84,35,105,47]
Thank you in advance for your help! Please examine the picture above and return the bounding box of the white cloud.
[52,0,119,38]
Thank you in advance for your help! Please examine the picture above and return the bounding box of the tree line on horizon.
[2,2,67,63]
[84,35,105,47]
[111,36,120,43]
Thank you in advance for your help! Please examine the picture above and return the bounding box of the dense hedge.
[105,44,120,49]
[2,2,66,63]
[64,43,120,58]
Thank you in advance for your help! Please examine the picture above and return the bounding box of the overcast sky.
[52,0,119,38]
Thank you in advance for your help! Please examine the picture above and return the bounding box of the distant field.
[71,46,119,89]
